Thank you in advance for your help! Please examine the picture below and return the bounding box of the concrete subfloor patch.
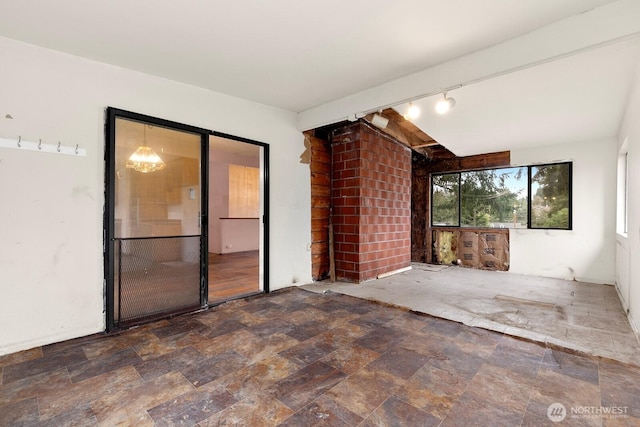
[303,264,640,366]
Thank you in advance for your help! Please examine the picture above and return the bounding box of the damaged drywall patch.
[299,135,311,164]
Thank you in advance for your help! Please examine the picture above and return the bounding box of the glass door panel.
[112,116,202,326]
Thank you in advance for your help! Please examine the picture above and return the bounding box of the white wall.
[208,149,260,254]
[509,138,617,284]
[220,219,261,254]
[0,37,312,356]
[617,59,640,334]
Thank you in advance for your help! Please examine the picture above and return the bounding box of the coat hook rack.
[0,136,86,157]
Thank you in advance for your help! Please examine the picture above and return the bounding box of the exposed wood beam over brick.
[362,108,454,159]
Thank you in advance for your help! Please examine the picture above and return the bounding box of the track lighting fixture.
[435,92,456,114]
[371,114,389,129]
[403,102,421,120]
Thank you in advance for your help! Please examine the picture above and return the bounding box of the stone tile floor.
[1,287,639,426]
[304,264,640,367]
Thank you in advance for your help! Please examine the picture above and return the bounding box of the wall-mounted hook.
[0,136,86,157]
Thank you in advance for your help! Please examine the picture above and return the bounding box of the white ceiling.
[394,37,640,156]
[1,0,639,156]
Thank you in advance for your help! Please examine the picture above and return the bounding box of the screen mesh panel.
[116,236,201,325]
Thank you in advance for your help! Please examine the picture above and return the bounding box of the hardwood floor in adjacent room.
[208,251,260,304]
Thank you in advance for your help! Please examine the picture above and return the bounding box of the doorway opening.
[207,135,267,304]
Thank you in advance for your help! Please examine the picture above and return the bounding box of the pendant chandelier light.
[125,124,166,173]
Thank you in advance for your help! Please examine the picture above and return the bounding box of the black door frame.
[208,130,270,306]
[104,107,269,332]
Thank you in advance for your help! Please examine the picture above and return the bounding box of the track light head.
[403,102,421,120]
[435,92,456,114]
[371,114,389,129]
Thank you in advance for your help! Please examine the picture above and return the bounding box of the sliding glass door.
[105,109,269,331]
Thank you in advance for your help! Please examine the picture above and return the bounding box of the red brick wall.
[331,123,411,282]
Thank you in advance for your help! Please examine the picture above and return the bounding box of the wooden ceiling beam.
[364,109,436,146]
[412,141,440,149]
[361,108,454,158]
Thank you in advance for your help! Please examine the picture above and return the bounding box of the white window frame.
[616,138,629,236]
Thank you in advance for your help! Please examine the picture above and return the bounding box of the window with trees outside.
[431,173,460,226]
[431,162,571,230]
